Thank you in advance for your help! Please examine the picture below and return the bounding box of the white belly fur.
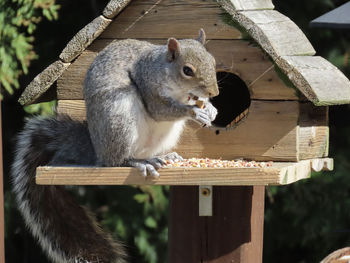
[133,112,186,159]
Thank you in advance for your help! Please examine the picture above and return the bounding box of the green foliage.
[73,185,170,263]
[23,100,56,115]
[0,0,59,98]
[264,156,350,262]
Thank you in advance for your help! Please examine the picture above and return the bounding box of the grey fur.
[12,31,219,263]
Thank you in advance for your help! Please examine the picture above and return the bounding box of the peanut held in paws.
[196,100,205,109]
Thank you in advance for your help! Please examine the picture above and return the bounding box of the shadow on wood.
[168,186,265,263]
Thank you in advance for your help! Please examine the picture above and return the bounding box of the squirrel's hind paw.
[126,158,165,177]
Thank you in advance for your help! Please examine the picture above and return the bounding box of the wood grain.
[99,0,241,39]
[311,158,333,172]
[57,39,297,101]
[35,159,333,186]
[57,100,86,120]
[59,15,112,63]
[56,100,299,161]
[56,99,331,162]
[227,0,274,10]
[277,55,350,105]
[320,247,350,263]
[168,186,265,263]
[229,10,316,60]
[103,0,132,19]
[298,103,329,160]
[19,60,70,106]
[176,100,299,161]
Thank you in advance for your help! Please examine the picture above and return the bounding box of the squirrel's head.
[166,29,219,101]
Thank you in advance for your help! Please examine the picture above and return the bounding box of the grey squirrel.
[84,29,219,176]
[11,29,219,263]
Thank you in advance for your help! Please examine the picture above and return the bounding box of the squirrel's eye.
[183,66,194,77]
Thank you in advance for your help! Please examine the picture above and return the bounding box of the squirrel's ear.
[167,38,180,62]
[197,28,206,45]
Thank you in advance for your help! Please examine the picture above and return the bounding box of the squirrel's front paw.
[159,152,184,162]
[191,107,213,127]
[204,102,218,122]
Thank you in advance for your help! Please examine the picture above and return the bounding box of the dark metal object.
[310,2,350,29]
[169,186,265,263]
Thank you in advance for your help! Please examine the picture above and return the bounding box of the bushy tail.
[11,115,127,263]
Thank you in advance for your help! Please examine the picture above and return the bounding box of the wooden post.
[0,99,5,263]
[168,186,265,263]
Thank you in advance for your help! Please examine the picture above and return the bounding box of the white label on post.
[199,185,213,216]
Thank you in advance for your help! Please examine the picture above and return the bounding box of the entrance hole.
[210,72,251,129]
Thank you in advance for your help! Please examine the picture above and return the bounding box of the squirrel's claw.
[147,157,166,169]
[144,164,160,177]
[126,158,163,177]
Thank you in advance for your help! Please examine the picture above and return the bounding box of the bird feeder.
[19,0,350,262]
[310,1,350,29]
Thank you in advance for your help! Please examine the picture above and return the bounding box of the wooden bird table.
[36,158,332,263]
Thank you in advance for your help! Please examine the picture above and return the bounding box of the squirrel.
[11,29,219,263]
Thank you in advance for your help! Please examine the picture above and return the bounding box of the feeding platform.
[36,158,333,186]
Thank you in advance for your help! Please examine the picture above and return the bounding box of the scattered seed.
[164,158,273,168]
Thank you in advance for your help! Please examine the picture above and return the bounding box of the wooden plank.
[35,159,332,186]
[0,100,5,263]
[57,100,86,120]
[19,60,70,106]
[225,0,274,10]
[168,186,265,263]
[298,103,329,160]
[103,0,132,19]
[176,100,299,161]
[57,40,108,100]
[210,40,297,100]
[57,39,297,101]
[226,10,315,60]
[56,100,299,161]
[277,55,350,105]
[99,0,241,39]
[320,247,350,263]
[311,158,333,172]
[59,16,112,63]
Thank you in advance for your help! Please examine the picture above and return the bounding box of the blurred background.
[1,0,350,262]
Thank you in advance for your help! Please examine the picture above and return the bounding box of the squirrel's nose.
[209,83,219,98]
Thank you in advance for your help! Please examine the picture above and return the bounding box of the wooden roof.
[19,0,350,106]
